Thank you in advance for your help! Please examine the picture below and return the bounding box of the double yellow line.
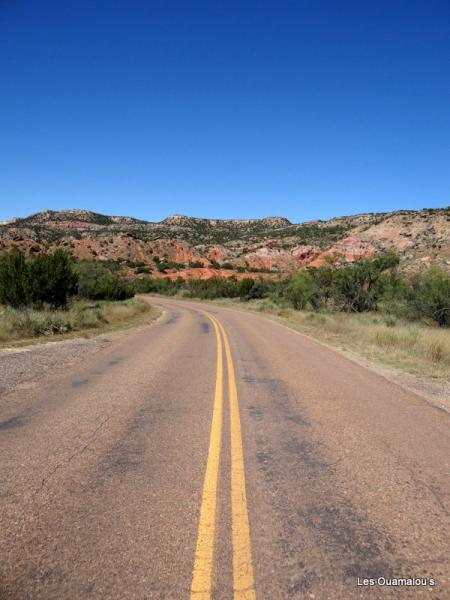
[190,312,256,600]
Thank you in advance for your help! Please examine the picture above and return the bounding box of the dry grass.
[0,298,156,345]
[303,313,448,367]
[214,298,450,381]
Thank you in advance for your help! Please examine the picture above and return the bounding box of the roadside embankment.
[0,297,160,347]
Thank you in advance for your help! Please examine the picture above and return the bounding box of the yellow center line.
[190,311,256,600]
[210,315,256,600]
[190,315,223,599]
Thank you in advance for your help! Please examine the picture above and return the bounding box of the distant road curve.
[0,297,449,599]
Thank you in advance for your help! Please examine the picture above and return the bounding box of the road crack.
[35,414,112,497]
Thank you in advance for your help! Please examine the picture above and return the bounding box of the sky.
[1,1,449,223]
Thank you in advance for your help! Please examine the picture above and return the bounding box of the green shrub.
[132,276,183,296]
[71,303,107,328]
[243,278,274,299]
[75,261,133,300]
[188,260,204,268]
[384,314,397,327]
[285,271,317,310]
[180,276,276,301]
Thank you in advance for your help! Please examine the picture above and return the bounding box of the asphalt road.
[0,298,449,599]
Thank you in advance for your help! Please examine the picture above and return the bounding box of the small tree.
[285,271,317,310]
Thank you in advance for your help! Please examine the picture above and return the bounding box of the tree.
[0,249,28,307]
[27,250,77,308]
[0,249,77,308]
[309,266,334,309]
[237,278,255,299]
[332,252,399,312]
[408,268,450,327]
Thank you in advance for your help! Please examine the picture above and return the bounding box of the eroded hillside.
[1,207,449,279]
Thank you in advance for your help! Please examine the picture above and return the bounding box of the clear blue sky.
[1,1,449,223]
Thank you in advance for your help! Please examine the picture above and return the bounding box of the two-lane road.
[1,298,449,599]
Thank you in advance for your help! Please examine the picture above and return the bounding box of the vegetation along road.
[1,297,449,599]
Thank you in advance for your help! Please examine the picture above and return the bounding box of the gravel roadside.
[0,336,110,395]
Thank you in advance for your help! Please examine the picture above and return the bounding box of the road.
[0,297,449,599]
